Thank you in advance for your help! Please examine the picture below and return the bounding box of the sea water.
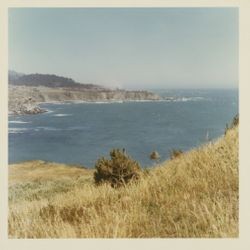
[8,89,238,168]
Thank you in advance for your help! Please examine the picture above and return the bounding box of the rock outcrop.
[8,96,47,115]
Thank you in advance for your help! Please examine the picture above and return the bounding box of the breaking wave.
[9,121,30,124]
[53,114,72,117]
[164,97,207,102]
[8,128,29,134]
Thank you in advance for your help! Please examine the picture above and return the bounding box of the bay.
[8,89,238,168]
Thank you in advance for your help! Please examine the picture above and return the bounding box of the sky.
[9,8,238,89]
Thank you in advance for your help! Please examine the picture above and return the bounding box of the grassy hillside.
[8,126,238,238]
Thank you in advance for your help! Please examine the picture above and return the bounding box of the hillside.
[8,71,161,115]
[8,126,238,238]
[9,70,106,90]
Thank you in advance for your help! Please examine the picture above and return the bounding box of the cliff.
[8,71,161,115]
[8,85,161,115]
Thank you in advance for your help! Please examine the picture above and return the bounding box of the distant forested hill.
[8,70,107,90]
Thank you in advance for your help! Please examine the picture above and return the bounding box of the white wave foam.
[167,97,206,102]
[70,100,123,104]
[84,98,206,104]
[54,114,72,117]
[9,121,30,124]
[43,100,165,105]
[9,126,83,134]
[85,100,165,104]
[44,109,54,114]
[36,127,60,131]
[93,101,124,104]
[9,126,61,134]
[9,128,29,134]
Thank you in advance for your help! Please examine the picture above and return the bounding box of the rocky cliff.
[9,85,161,115]
[8,71,162,115]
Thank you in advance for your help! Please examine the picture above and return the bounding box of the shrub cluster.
[150,151,160,160]
[94,149,141,187]
[170,149,183,160]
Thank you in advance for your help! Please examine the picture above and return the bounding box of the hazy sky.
[9,8,238,89]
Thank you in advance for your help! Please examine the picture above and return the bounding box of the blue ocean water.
[8,89,238,168]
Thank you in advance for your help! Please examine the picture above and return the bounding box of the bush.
[150,151,160,160]
[94,149,141,187]
[225,114,239,135]
[231,114,239,128]
[170,149,183,160]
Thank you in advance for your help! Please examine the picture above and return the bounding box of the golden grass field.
[8,126,238,238]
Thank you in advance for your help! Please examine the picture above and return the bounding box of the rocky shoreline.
[8,96,47,115]
[9,85,162,115]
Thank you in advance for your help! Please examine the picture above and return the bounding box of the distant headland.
[8,70,162,115]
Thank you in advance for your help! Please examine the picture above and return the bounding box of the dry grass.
[8,127,238,238]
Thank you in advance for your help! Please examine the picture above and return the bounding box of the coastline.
[8,96,208,116]
[8,99,165,116]
[8,85,162,115]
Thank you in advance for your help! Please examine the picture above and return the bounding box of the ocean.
[8,89,238,168]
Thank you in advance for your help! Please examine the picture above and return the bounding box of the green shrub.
[94,149,141,187]
[170,149,183,160]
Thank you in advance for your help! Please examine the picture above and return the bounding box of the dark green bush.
[94,149,141,187]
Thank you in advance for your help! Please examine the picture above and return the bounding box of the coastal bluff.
[8,71,161,115]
